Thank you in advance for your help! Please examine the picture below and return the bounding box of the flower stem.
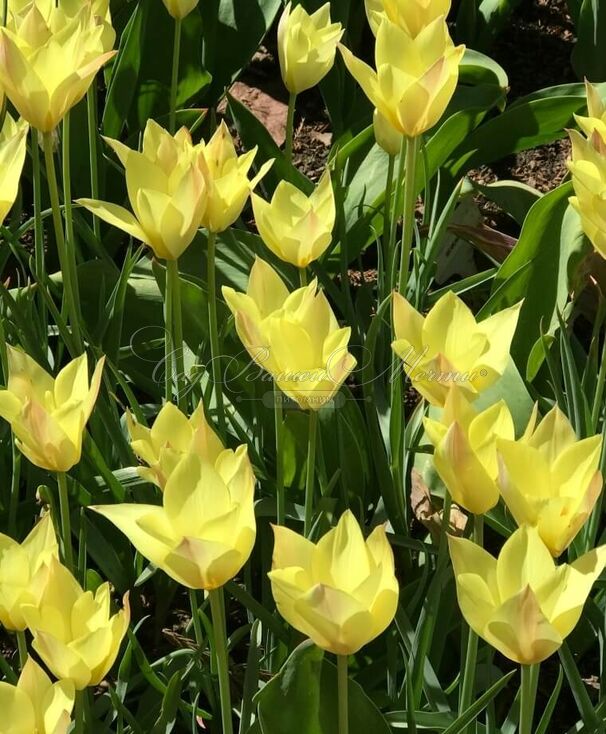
[274,386,285,526]
[86,83,101,240]
[299,266,307,287]
[166,258,185,411]
[285,92,296,163]
[304,410,319,537]
[397,136,420,294]
[207,230,226,437]
[520,664,540,734]
[337,655,349,734]
[163,258,174,403]
[57,472,74,572]
[188,589,204,646]
[31,129,47,345]
[16,631,27,669]
[74,689,85,734]
[42,130,83,352]
[388,139,406,292]
[169,18,182,134]
[209,588,233,734]
[381,153,395,301]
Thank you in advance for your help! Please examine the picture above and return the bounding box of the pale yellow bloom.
[252,168,335,267]
[340,16,465,137]
[78,120,208,260]
[22,558,129,690]
[0,114,28,225]
[373,108,402,157]
[0,657,75,734]
[0,514,57,631]
[497,405,602,557]
[0,347,105,472]
[365,0,451,37]
[269,511,398,655]
[391,290,521,406]
[161,0,199,20]
[222,257,356,410]
[423,386,514,515]
[91,450,256,590]
[278,2,343,94]
[449,525,606,664]
[0,0,116,132]
[574,79,606,146]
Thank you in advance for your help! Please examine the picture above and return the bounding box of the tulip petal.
[272,524,315,570]
[0,681,36,734]
[32,631,92,689]
[76,199,148,245]
[496,526,555,601]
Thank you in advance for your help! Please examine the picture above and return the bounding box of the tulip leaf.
[255,640,391,734]
[571,0,606,82]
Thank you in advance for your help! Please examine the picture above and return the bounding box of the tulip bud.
[0,1,116,132]
[162,0,199,20]
[0,114,28,225]
[497,405,603,557]
[423,386,514,515]
[373,108,402,157]
[574,79,606,146]
[91,449,257,590]
[449,525,606,665]
[0,658,75,734]
[201,121,273,233]
[127,401,229,490]
[222,257,356,410]
[79,120,208,260]
[252,168,336,267]
[278,2,343,94]
[0,514,58,631]
[269,511,399,655]
[365,0,451,37]
[0,347,105,472]
[340,16,465,138]
[391,290,521,407]
[22,558,130,690]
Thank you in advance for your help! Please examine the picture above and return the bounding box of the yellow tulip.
[339,16,465,138]
[391,290,521,406]
[269,510,398,655]
[0,0,116,132]
[222,257,356,410]
[0,347,105,472]
[0,657,75,734]
[127,401,229,490]
[449,525,606,664]
[568,128,606,259]
[365,0,451,37]
[91,450,256,590]
[423,386,514,515]
[22,558,129,690]
[200,120,273,233]
[252,168,335,267]
[0,114,28,225]
[0,514,58,631]
[497,405,602,557]
[78,120,208,260]
[278,2,343,94]
[574,79,606,146]
[373,108,402,157]
[162,0,199,20]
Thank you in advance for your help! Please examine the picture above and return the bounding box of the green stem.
[164,260,174,403]
[188,589,204,646]
[57,472,74,572]
[42,130,83,352]
[397,136,420,294]
[31,129,47,345]
[86,84,101,240]
[166,258,185,411]
[209,588,233,734]
[62,113,82,318]
[299,266,307,287]
[381,154,395,301]
[304,410,319,537]
[169,18,182,134]
[337,654,349,734]
[8,441,20,538]
[274,386,285,526]
[520,664,540,734]
[207,230,226,437]
[388,139,407,292]
[74,689,85,734]
[285,92,296,163]
[16,631,27,669]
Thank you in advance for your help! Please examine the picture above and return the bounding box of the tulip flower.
[278,2,343,94]
[568,128,606,259]
[0,1,116,132]
[78,120,208,260]
[391,290,521,406]
[0,114,28,225]
[252,169,336,267]
[91,450,256,590]
[22,558,129,690]
[200,121,273,233]
[449,525,606,664]
[373,108,402,157]
[365,0,451,37]
[162,0,199,19]
[269,510,398,654]
[423,386,514,515]
[0,347,105,472]
[0,514,58,631]
[222,257,357,410]
[497,405,602,557]
[340,16,465,138]
[0,657,75,734]
[574,79,606,146]
[127,401,229,490]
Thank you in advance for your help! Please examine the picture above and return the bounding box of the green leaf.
[572,0,606,81]
[471,180,541,227]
